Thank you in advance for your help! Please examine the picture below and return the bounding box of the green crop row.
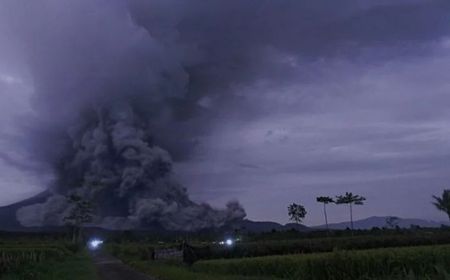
[107,242,183,262]
[0,247,71,274]
[193,244,450,280]
[191,231,450,260]
[0,241,82,254]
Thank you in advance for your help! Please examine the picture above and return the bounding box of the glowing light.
[88,238,103,250]
[225,239,233,246]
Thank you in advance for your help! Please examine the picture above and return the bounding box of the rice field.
[0,241,96,280]
[192,244,450,280]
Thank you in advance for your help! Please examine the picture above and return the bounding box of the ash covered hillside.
[17,106,245,231]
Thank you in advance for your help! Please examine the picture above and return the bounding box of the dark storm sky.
[1,0,450,225]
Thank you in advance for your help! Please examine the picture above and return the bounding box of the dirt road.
[92,250,156,280]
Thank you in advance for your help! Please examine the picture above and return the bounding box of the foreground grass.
[193,244,450,280]
[129,260,278,280]
[127,258,450,280]
[1,251,97,280]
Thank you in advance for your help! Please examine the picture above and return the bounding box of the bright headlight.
[88,238,103,250]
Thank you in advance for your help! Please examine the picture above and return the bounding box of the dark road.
[92,250,155,280]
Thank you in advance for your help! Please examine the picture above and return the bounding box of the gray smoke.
[4,0,248,230]
[17,105,245,230]
[2,0,448,229]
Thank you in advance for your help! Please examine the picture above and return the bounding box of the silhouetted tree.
[288,203,307,224]
[336,192,366,233]
[432,189,450,221]
[64,194,93,243]
[316,196,334,231]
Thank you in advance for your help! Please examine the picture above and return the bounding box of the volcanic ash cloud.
[17,105,245,230]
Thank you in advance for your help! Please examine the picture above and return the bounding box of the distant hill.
[1,194,447,233]
[0,191,50,231]
[235,219,309,233]
[0,193,310,233]
[316,216,450,230]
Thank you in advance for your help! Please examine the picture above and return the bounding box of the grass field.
[0,241,97,280]
[108,231,450,262]
[1,229,449,280]
[192,231,450,260]
[193,244,450,280]
[0,251,97,280]
[107,231,450,280]
[110,239,450,280]
[130,260,278,280]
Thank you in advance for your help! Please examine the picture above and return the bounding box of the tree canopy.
[336,192,366,205]
[432,189,450,220]
[288,203,307,224]
[316,196,334,204]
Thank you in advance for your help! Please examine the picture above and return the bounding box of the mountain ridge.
[0,192,448,232]
[314,216,450,230]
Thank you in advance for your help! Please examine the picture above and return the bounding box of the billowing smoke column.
[6,0,249,230]
[18,104,244,230]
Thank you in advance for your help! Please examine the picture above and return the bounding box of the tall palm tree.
[432,189,450,221]
[335,192,366,233]
[316,196,334,231]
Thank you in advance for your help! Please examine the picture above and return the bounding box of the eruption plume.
[6,0,249,230]
[3,0,446,229]
[17,104,245,230]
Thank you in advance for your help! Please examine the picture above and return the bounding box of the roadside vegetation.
[0,240,96,280]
